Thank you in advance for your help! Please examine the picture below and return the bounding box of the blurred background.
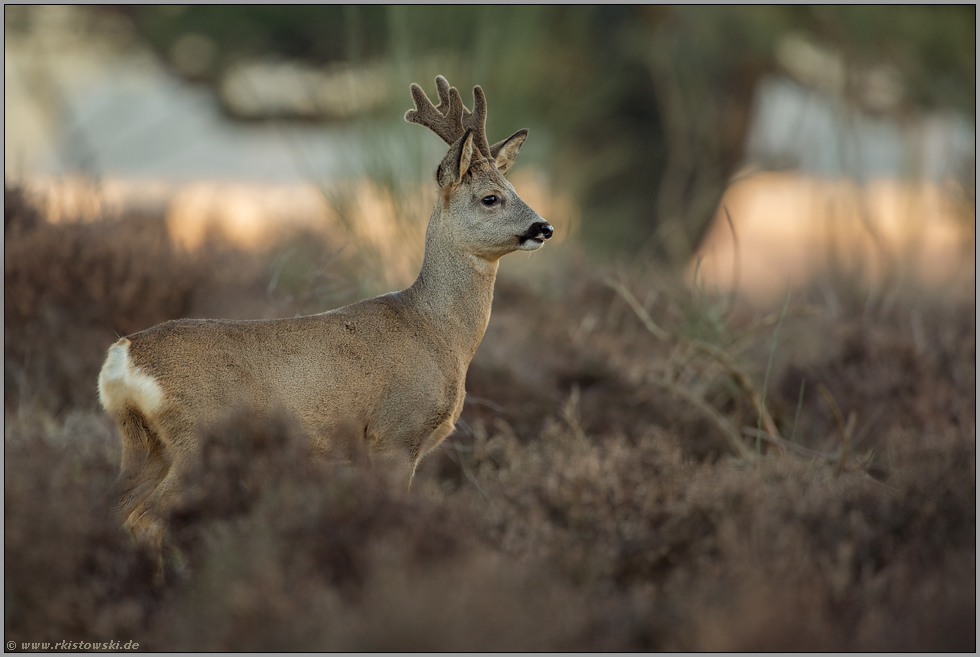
[5,5,975,300]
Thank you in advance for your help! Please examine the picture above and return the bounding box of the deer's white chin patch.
[518,237,545,251]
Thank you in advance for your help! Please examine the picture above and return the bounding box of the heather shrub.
[4,186,202,412]
[154,411,581,651]
[4,421,157,643]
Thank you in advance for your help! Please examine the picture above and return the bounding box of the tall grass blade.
[757,283,791,453]
[790,377,806,443]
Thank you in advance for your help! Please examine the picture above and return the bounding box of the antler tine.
[462,85,491,159]
[406,77,493,159]
[405,77,466,146]
[434,75,453,116]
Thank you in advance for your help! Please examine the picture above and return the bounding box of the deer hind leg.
[109,405,171,528]
[127,410,204,585]
[126,444,199,586]
[127,464,184,585]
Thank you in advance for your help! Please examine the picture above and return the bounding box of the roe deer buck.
[98,75,553,566]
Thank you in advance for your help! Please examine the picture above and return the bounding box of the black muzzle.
[520,221,554,244]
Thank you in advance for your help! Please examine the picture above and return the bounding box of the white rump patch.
[98,339,165,416]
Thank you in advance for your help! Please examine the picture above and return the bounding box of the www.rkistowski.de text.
[7,640,139,651]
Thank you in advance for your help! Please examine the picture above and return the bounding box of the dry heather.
[4,183,975,650]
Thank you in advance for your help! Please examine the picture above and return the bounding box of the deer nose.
[532,221,554,240]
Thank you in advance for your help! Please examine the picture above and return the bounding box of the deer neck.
[407,208,498,362]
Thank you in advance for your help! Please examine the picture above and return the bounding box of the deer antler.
[405,75,491,159]
[461,85,490,158]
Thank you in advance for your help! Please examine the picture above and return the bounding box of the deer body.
[98,76,552,566]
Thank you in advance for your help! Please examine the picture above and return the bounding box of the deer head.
[406,76,553,260]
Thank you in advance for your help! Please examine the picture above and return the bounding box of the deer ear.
[490,129,528,176]
[436,129,475,188]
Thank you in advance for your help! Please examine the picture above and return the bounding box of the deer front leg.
[407,417,458,491]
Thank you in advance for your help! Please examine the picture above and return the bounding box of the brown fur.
[97,76,552,576]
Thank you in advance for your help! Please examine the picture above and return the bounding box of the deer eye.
[481,195,498,206]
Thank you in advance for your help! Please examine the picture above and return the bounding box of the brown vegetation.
[4,182,975,650]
